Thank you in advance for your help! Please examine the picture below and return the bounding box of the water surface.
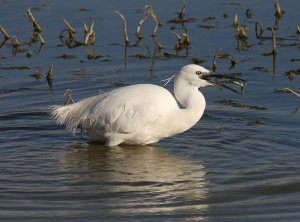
[1,0,300,221]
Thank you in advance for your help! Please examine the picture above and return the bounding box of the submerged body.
[51,64,240,146]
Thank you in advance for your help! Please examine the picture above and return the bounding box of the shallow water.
[1,0,300,221]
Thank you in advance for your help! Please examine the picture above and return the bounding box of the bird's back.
[51,84,180,145]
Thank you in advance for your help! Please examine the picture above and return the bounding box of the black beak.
[202,72,246,94]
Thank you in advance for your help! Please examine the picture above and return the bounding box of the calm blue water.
[1,0,300,221]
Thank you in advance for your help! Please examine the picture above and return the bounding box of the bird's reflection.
[62,143,208,216]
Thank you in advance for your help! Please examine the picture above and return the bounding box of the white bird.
[51,64,243,146]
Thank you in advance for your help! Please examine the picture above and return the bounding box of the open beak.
[202,72,246,94]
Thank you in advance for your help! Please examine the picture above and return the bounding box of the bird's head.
[178,64,245,94]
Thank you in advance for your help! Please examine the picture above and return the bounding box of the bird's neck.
[174,78,206,131]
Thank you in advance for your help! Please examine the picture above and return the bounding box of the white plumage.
[51,64,226,146]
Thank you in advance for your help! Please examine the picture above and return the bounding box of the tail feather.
[50,93,109,134]
[51,104,82,134]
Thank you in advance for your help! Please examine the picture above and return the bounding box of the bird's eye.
[196,71,202,75]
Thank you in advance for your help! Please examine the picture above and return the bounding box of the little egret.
[51,64,243,146]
